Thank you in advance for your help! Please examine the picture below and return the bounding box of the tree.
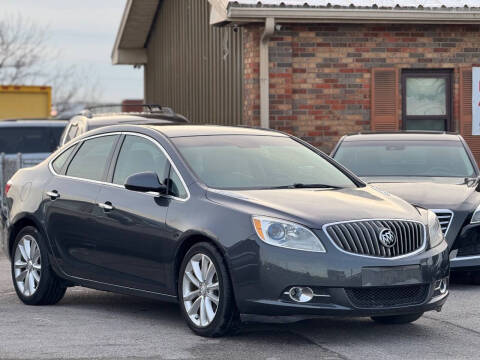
[0,14,102,116]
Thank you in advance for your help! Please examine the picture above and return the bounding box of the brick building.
[112,0,480,161]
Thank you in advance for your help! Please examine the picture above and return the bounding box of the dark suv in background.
[0,119,67,162]
[332,132,480,281]
[59,105,188,146]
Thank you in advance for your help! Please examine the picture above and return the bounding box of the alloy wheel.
[14,235,42,297]
[182,253,220,327]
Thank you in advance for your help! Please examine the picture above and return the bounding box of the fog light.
[439,279,448,294]
[435,278,448,295]
[288,287,314,303]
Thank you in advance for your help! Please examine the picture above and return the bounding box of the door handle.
[98,202,114,211]
[46,191,60,200]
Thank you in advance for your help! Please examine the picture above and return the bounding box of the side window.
[113,135,168,186]
[168,166,188,199]
[66,135,117,181]
[52,146,75,174]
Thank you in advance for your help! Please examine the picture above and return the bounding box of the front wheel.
[178,242,240,337]
[11,226,66,305]
[371,313,424,325]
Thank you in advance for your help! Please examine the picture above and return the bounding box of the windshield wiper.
[267,183,343,190]
[292,183,343,189]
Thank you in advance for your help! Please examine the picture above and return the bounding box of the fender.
[172,229,232,295]
[7,212,51,261]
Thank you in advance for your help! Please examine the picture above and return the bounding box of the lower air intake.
[345,285,429,309]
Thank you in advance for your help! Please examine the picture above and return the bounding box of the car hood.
[363,177,477,210]
[206,185,423,229]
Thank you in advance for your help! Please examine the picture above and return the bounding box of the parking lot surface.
[0,254,479,360]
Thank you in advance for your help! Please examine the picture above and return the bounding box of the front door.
[89,134,172,293]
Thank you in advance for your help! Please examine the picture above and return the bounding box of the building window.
[402,70,452,131]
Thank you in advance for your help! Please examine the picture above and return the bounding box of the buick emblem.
[379,228,396,248]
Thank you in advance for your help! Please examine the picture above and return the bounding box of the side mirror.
[469,176,480,191]
[125,172,167,194]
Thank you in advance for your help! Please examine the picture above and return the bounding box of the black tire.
[178,242,240,337]
[11,226,67,306]
[371,312,424,325]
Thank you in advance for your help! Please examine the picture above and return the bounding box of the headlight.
[471,204,480,224]
[427,210,444,249]
[252,216,326,252]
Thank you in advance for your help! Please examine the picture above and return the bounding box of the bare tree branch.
[0,13,103,117]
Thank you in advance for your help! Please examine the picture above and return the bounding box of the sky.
[1,0,143,103]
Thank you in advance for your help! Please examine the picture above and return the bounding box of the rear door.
[43,134,120,279]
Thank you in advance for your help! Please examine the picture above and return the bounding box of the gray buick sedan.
[2,125,449,337]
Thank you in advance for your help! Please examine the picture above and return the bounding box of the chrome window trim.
[430,209,454,236]
[322,218,427,260]
[48,131,190,202]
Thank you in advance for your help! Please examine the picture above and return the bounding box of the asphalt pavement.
[1,254,479,360]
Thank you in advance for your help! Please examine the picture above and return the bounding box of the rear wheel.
[178,242,240,337]
[11,226,66,305]
[371,312,424,325]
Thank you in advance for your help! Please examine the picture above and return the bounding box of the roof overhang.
[225,6,480,24]
[112,0,160,65]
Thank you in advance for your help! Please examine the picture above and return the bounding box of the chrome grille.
[324,220,425,258]
[431,210,453,235]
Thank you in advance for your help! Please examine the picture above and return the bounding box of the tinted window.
[52,146,75,173]
[168,166,188,199]
[334,140,475,177]
[0,126,65,154]
[66,136,117,181]
[172,135,356,190]
[113,135,168,186]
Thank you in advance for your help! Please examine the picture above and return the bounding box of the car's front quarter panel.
[164,185,258,296]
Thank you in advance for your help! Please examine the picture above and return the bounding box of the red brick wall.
[243,25,261,128]
[242,23,480,153]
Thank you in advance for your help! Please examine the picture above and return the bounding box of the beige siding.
[145,0,243,125]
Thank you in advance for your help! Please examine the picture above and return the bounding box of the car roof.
[0,120,67,127]
[145,124,287,138]
[342,132,462,142]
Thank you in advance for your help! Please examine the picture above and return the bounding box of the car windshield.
[334,140,476,178]
[172,135,357,190]
[0,126,65,154]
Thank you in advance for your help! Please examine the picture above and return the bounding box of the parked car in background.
[0,119,67,238]
[59,105,188,146]
[0,119,66,160]
[0,119,67,188]
[2,124,449,337]
[332,132,480,281]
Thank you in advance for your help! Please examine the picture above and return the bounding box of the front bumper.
[229,234,450,317]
